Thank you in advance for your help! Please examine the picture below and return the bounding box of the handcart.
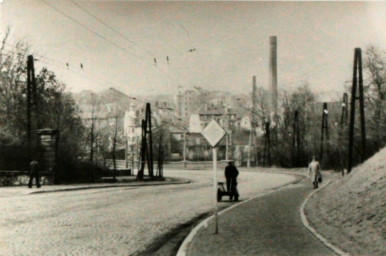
[217,180,239,202]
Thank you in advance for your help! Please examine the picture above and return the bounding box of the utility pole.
[251,75,257,166]
[225,133,228,161]
[341,93,349,126]
[320,103,329,162]
[292,110,300,167]
[183,130,187,168]
[247,127,252,168]
[136,103,154,180]
[26,55,37,161]
[348,48,366,173]
[225,105,229,161]
[338,93,348,176]
[146,103,154,177]
[137,119,146,180]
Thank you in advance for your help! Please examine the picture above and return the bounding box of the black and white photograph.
[0,1,385,255]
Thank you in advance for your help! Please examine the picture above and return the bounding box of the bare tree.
[0,28,29,145]
[364,46,386,147]
[153,123,169,178]
[0,29,86,181]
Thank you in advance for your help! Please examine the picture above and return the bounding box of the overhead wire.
[3,47,182,113]
[2,42,173,102]
[4,1,201,97]
[3,42,70,67]
[36,58,148,103]
[1,45,168,109]
[67,0,191,89]
[65,0,187,86]
[68,0,156,58]
[40,0,146,62]
[0,45,143,102]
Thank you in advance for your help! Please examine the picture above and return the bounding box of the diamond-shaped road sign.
[201,119,227,147]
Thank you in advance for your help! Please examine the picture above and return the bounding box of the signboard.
[201,120,227,147]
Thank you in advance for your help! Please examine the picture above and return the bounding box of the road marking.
[300,180,351,256]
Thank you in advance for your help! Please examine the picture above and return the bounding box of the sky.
[0,1,385,98]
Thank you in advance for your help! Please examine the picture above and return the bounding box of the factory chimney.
[269,36,278,114]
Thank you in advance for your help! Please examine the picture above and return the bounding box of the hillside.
[305,147,386,256]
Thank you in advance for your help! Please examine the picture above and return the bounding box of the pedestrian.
[308,156,321,189]
[28,157,41,188]
[224,160,239,200]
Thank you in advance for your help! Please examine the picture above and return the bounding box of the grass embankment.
[306,147,386,255]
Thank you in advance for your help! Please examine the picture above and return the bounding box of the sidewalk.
[182,179,335,256]
[0,176,190,197]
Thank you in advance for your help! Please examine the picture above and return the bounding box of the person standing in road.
[225,160,239,200]
[28,157,41,188]
[308,156,321,189]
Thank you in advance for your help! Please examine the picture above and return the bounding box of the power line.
[36,58,141,99]
[2,44,182,103]
[61,0,195,87]
[36,58,175,109]
[40,0,186,90]
[68,0,156,58]
[3,3,191,91]
[2,41,85,72]
[40,0,146,62]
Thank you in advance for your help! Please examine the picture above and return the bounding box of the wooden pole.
[341,93,348,126]
[183,131,187,168]
[320,103,329,162]
[358,49,366,161]
[247,128,251,168]
[146,103,154,177]
[27,56,32,161]
[348,48,366,173]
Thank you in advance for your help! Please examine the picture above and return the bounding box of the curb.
[28,179,191,194]
[300,180,350,256]
[176,173,305,256]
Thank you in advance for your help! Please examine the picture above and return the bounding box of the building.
[197,104,237,129]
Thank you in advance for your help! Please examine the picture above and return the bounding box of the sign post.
[212,146,218,233]
[202,120,227,234]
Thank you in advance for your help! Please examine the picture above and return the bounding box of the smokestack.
[269,36,278,114]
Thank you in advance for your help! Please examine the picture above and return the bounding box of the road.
[0,169,297,255]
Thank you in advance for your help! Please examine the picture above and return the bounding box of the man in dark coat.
[225,161,239,199]
[28,158,41,188]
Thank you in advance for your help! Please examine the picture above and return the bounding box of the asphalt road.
[0,169,297,255]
